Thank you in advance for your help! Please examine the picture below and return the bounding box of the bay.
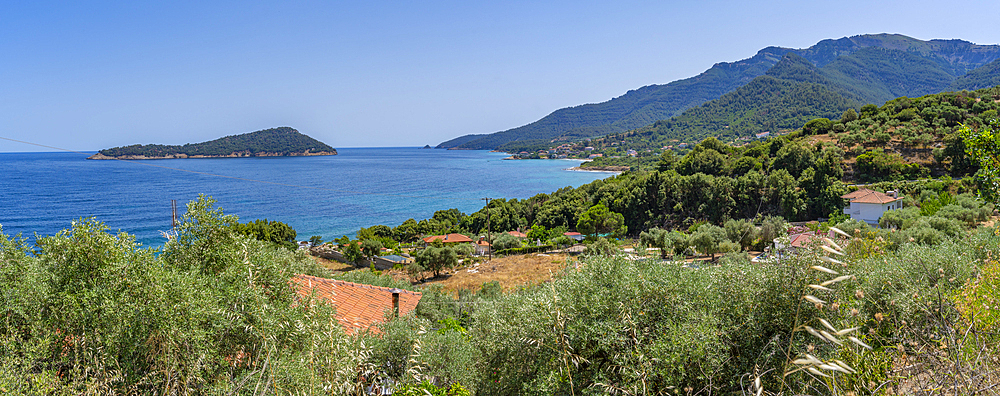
[0,148,612,246]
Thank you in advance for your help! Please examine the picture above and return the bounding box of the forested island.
[87,127,337,160]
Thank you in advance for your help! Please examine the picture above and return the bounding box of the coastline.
[566,166,624,174]
[87,150,337,160]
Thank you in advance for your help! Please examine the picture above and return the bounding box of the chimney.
[389,288,403,317]
[887,190,897,198]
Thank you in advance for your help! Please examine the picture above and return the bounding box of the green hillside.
[94,127,336,158]
[439,34,1000,152]
[437,47,790,150]
[951,58,1000,90]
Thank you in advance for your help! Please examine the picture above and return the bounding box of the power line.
[0,136,488,202]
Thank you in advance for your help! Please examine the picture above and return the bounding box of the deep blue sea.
[0,148,612,247]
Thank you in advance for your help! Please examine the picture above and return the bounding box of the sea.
[0,148,613,247]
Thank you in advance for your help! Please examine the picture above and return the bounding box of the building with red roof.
[506,230,527,238]
[842,189,903,225]
[421,233,474,245]
[292,274,421,335]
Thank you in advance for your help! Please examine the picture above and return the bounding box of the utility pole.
[482,197,492,260]
[170,199,178,230]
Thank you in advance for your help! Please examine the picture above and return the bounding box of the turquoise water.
[0,148,612,246]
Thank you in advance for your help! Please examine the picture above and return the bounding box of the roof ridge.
[293,274,422,296]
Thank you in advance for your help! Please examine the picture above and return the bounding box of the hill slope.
[90,127,337,159]
[439,34,1000,151]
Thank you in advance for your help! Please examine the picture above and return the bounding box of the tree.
[308,235,323,247]
[639,228,671,258]
[415,246,458,277]
[723,219,757,251]
[689,224,728,261]
[576,203,627,238]
[526,224,548,243]
[757,215,788,251]
[234,219,297,250]
[657,150,678,171]
[393,218,420,243]
[335,236,364,266]
[802,118,833,135]
[772,143,815,178]
[492,233,521,251]
[963,120,1000,205]
[361,239,383,261]
[584,237,616,256]
[841,108,858,123]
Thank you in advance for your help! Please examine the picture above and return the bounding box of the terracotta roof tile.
[291,274,421,335]
[507,231,527,238]
[848,190,901,204]
[421,233,473,244]
[841,188,875,199]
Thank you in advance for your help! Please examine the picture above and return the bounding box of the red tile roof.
[422,233,473,244]
[563,232,583,236]
[843,189,901,204]
[292,274,421,335]
[507,230,527,238]
[841,188,875,199]
[788,232,821,248]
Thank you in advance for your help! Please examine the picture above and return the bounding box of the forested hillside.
[380,87,1000,242]
[437,47,788,150]
[94,127,336,158]
[439,34,1000,152]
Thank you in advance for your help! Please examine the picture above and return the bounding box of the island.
[87,127,337,160]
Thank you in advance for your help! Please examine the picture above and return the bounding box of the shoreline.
[565,166,623,174]
[87,151,337,160]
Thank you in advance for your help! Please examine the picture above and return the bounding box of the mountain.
[437,47,789,150]
[439,34,1000,151]
[950,58,1000,90]
[89,127,337,160]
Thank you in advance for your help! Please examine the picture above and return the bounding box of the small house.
[563,231,585,241]
[475,238,492,256]
[842,189,903,225]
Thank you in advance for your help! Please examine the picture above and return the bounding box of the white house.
[841,189,903,225]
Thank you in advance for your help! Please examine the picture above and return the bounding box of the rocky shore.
[567,165,629,173]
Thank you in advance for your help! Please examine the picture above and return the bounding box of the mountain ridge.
[438,34,1000,151]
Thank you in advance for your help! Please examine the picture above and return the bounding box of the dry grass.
[313,256,355,274]
[409,253,573,293]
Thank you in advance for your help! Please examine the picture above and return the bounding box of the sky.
[3,0,1000,152]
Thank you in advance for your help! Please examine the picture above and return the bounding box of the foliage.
[98,127,336,157]
[336,235,365,265]
[233,218,297,250]
[956,258,1000,332]
[689,223,729,260]
[0,196,340,395]
[308,235,323,247]
[491,233,521,251]
[361,238,384,260]
[415,246,458,277]
[963,119,1000,205]
[575,203,626,238]
[394,381,471,396]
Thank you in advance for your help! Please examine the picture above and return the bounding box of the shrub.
[879,206,921,229]
[491,232,521,251]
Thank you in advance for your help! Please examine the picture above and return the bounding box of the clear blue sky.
[2,0,999,152]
